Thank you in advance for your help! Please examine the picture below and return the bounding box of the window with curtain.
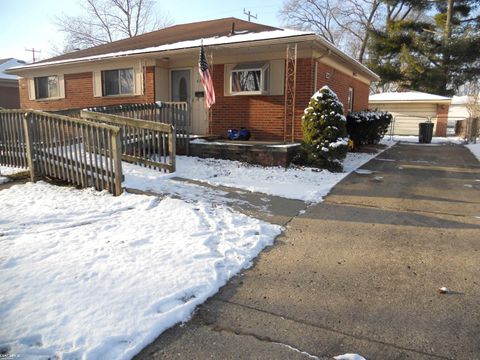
[34,75,59,99]
[231,62,269,94]
[102,68,134,96]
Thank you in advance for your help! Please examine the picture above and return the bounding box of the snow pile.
[334,354,366,360]
[123,149,390,203]
[466,143,480,161]
[0,182,281,360]
[0,176,10,185]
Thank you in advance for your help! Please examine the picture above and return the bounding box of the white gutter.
[7,30,379,82]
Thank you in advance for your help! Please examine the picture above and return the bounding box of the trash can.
[419,122,434,143]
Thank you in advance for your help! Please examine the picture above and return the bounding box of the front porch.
[189,138,300,167]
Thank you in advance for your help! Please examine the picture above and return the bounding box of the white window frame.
[101,68,135,97]
[230,62,269,95]
[33,75,61,100]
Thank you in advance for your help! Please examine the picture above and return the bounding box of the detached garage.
[369,91,451,136]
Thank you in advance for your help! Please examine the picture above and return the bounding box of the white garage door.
[372,103,438,135]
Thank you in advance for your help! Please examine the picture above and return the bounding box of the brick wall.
[19,66,155,111]
[315,62,370,112]
[211,58,371,141]
[435,104,449,137]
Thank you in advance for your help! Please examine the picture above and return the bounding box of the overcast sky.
[0,0,284,62]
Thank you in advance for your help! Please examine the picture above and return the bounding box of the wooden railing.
[81,110,175,173]
[86,102,190,154]
[0,110,29,170]
[0,110,123,195]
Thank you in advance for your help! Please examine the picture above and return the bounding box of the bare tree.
[464,83,480,119]
[280,0,382,62]
[280,0,341,45]
[54,0,172,50]
[279,0,426,63]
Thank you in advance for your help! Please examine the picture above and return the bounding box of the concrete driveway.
[135,143,480,360]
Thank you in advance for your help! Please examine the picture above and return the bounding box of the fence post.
[111,129,123,195]
[22,112,36,182]
[169,125,176,173]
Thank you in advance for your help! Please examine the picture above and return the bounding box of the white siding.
[369,103,437,135]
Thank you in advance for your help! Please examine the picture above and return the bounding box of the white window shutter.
[92,71,102,97]
[134,62,144,96]
[58,74,65,98]
[28,79,36,100]
[269,60,285,96]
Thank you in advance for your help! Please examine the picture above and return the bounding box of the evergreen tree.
[297,86,348,171]
[368,0,480,96]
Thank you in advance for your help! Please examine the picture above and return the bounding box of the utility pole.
[25,48,41,63]
[243,8,258,22]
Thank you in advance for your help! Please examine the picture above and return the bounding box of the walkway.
[135,143,480,360]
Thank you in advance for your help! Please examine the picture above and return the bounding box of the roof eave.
[7,33,318,75]
[311,36,380,81]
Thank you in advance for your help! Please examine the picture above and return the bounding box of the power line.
[243,8,258,22]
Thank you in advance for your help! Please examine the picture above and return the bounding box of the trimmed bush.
[294,86,348,171]
[346,110,392,149]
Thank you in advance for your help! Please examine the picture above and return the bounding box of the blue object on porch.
[238,128,251,140]
[227,129,239,140]
[227,128,251,140]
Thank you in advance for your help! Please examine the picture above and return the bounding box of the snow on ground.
[0,182,281,360]
[0,166,26,185]
[0,166,26,176]
[382,135,465,144]
[466,142,480,162]
[124,149,390,203]
[334,354,366,360]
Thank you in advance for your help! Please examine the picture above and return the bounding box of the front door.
[171,69,191,103]
[170,68,208,135]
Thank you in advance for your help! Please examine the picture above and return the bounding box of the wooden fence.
[0,110,29,170]
[86,102,190,154]
[81,110,175,173]
[0,110,123,195]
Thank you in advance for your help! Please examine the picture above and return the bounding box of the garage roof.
[369,91,451,104]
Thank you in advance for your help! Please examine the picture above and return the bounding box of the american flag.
[198,44,215,109]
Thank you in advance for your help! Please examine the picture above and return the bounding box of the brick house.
[8,18,378,141]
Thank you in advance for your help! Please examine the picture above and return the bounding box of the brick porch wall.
[19,66,156,111]
[435,104,449,137]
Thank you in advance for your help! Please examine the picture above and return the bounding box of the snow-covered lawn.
[466,142,480,162]
[0,166,26,185]
[0,182,281,359]
[124,150,390,203]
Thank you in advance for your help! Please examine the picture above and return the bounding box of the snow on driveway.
[124,150,390,203]
[466,142,480,162]
[0,182,281,359]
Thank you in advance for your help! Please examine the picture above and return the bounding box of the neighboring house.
[449,95,479,119]
[7,18,378,141]
[0,58,25,108]
[369,91,451,136]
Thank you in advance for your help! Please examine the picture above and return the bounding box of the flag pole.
[208,50,214,136]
